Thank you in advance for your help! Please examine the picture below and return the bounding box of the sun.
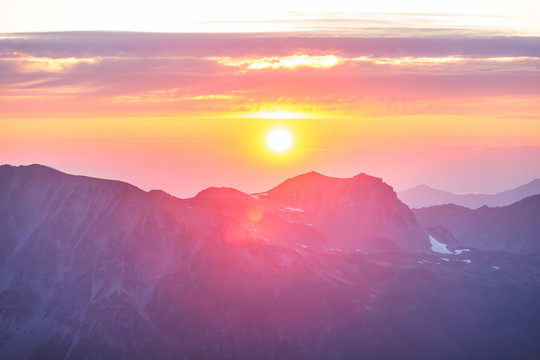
[266,128,293,153]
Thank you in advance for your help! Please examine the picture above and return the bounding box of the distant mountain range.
[413,194,540,254]
[398,179,540,209]
[1,164,540,360]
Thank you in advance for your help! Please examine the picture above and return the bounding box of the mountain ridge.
[398,178,540,209]
[1,164,540,359]
[413,193,540,254]
[265,171,428,252]
[0,164,430,254]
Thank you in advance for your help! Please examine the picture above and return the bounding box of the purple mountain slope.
[1,164,540,360]
[398,179,540,209]
[413,195,540,254]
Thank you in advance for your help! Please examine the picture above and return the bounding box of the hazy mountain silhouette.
[398,179,540,209]
[1,164,540,360]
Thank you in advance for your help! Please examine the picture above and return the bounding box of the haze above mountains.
[1,164,539,359]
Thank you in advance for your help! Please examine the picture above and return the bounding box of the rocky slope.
[1,164,539,359]
[413,195,540,254]
[259,171,429,253]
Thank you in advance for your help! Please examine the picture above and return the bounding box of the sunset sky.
[1,1,540,197]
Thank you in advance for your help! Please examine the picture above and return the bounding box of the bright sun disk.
[266,128,293,153]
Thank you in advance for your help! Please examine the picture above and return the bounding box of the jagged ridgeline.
[1,165,540,360]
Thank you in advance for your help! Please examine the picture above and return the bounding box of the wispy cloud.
[214,54,342,70]
[213,53,540,74]
[1,32,539,118]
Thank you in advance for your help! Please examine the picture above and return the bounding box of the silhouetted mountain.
[398,179,540,209]
[413,195,540,254]
[1,164,540,360]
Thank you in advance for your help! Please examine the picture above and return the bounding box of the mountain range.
[1,164,539,359]
[398,179,540,209]
[413,195,540,254]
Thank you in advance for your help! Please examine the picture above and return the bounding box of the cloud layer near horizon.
[1,32,540,118]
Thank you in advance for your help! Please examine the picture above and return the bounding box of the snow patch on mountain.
[281,207,305,212]
[250,193,268,200]
[429,235,453,254]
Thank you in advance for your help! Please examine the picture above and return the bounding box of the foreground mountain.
[413,195,540,254]
[398,179,540,209]
[260,171,429,253]
[1,164,540,359]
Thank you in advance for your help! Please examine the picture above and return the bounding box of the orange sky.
[1,33,540,196]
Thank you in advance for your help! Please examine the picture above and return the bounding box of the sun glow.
[266,128,294,153]
[259,111,312,119]
[214,54,341,70]
[240,110,316,119]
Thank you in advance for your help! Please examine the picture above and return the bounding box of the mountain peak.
[264,170,427,252]
[269,171,385,194]
[305,170,324,177]
[284,170,333,182]
[194,186,249,201]
[0,163,62,176]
